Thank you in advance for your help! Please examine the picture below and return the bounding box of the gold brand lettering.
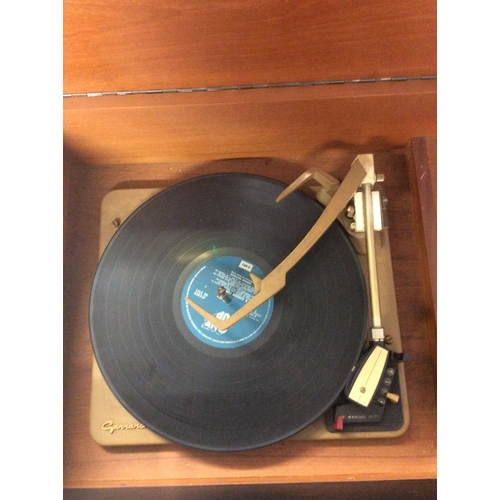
[102,420,146,434]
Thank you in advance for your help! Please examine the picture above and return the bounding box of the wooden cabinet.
[64,1,437,497]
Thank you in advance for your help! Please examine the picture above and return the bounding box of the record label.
[181,255,273,348]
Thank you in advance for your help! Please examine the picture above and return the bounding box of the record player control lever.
[333,416,344,431]
[386,393,400,404]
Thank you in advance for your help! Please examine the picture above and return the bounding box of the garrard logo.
[102,420,146,434]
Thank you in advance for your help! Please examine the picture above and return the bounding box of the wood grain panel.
[63,149,437,491]
[63,0,437,94]
[63,79,436,164]
[406,138,437,380]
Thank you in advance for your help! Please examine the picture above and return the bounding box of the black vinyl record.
[89,173,368,451]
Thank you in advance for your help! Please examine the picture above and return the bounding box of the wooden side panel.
[406,137,437,379]
[63,79,436,164]
[63,0,437,94]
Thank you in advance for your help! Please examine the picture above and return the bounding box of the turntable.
[88,154,409,451]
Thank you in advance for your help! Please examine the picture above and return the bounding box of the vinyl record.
[89,173,368,451]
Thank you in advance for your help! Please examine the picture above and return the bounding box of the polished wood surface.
[63,0,437,94]
[406,137,437,380]
[63,78,436,165]
[63,146,437,493]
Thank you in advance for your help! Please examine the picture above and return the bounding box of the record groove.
[90,173,368,451]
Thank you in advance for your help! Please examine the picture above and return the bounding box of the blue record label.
[181,256,274,349]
